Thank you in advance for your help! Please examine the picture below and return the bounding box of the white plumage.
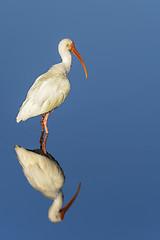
[16,38,87,132]
[16,63,71,122]
[15,145,81,223]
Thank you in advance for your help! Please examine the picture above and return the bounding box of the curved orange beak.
[70,43,88,78]
[60,182,81,220]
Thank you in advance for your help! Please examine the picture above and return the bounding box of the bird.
[15,145,81,223]
[16,38,88,135]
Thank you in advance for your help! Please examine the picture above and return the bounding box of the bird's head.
[58,39,87,78]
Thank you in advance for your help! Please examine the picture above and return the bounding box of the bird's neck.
[59,48,72,74]
[48,190,63,223]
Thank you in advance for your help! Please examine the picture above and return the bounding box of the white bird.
[15,145,81,223]
[16,38,87,134]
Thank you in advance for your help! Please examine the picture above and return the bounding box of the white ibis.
[16,39,87,135]
[15,145,81,223]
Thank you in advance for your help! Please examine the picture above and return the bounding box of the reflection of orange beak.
[70,44,88,78]
[60,182,81,220]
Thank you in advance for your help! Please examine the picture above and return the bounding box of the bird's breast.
[39,77,71,113]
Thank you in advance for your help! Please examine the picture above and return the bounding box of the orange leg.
[44,112,50,134]
[42,133,49,155]
[40,115,44,149]
[41,115,44,132]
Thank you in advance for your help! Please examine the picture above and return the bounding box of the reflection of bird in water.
[16,38,87,136]
[15,145,81,223]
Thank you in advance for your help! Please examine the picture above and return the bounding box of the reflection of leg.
[41,115,44,132]
[40,130,44,149]
[42,133,49,155]
[44,112,50,133]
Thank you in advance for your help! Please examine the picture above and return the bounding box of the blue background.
[1,0,160,239]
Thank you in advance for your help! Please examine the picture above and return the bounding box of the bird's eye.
[70,42,75,49]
